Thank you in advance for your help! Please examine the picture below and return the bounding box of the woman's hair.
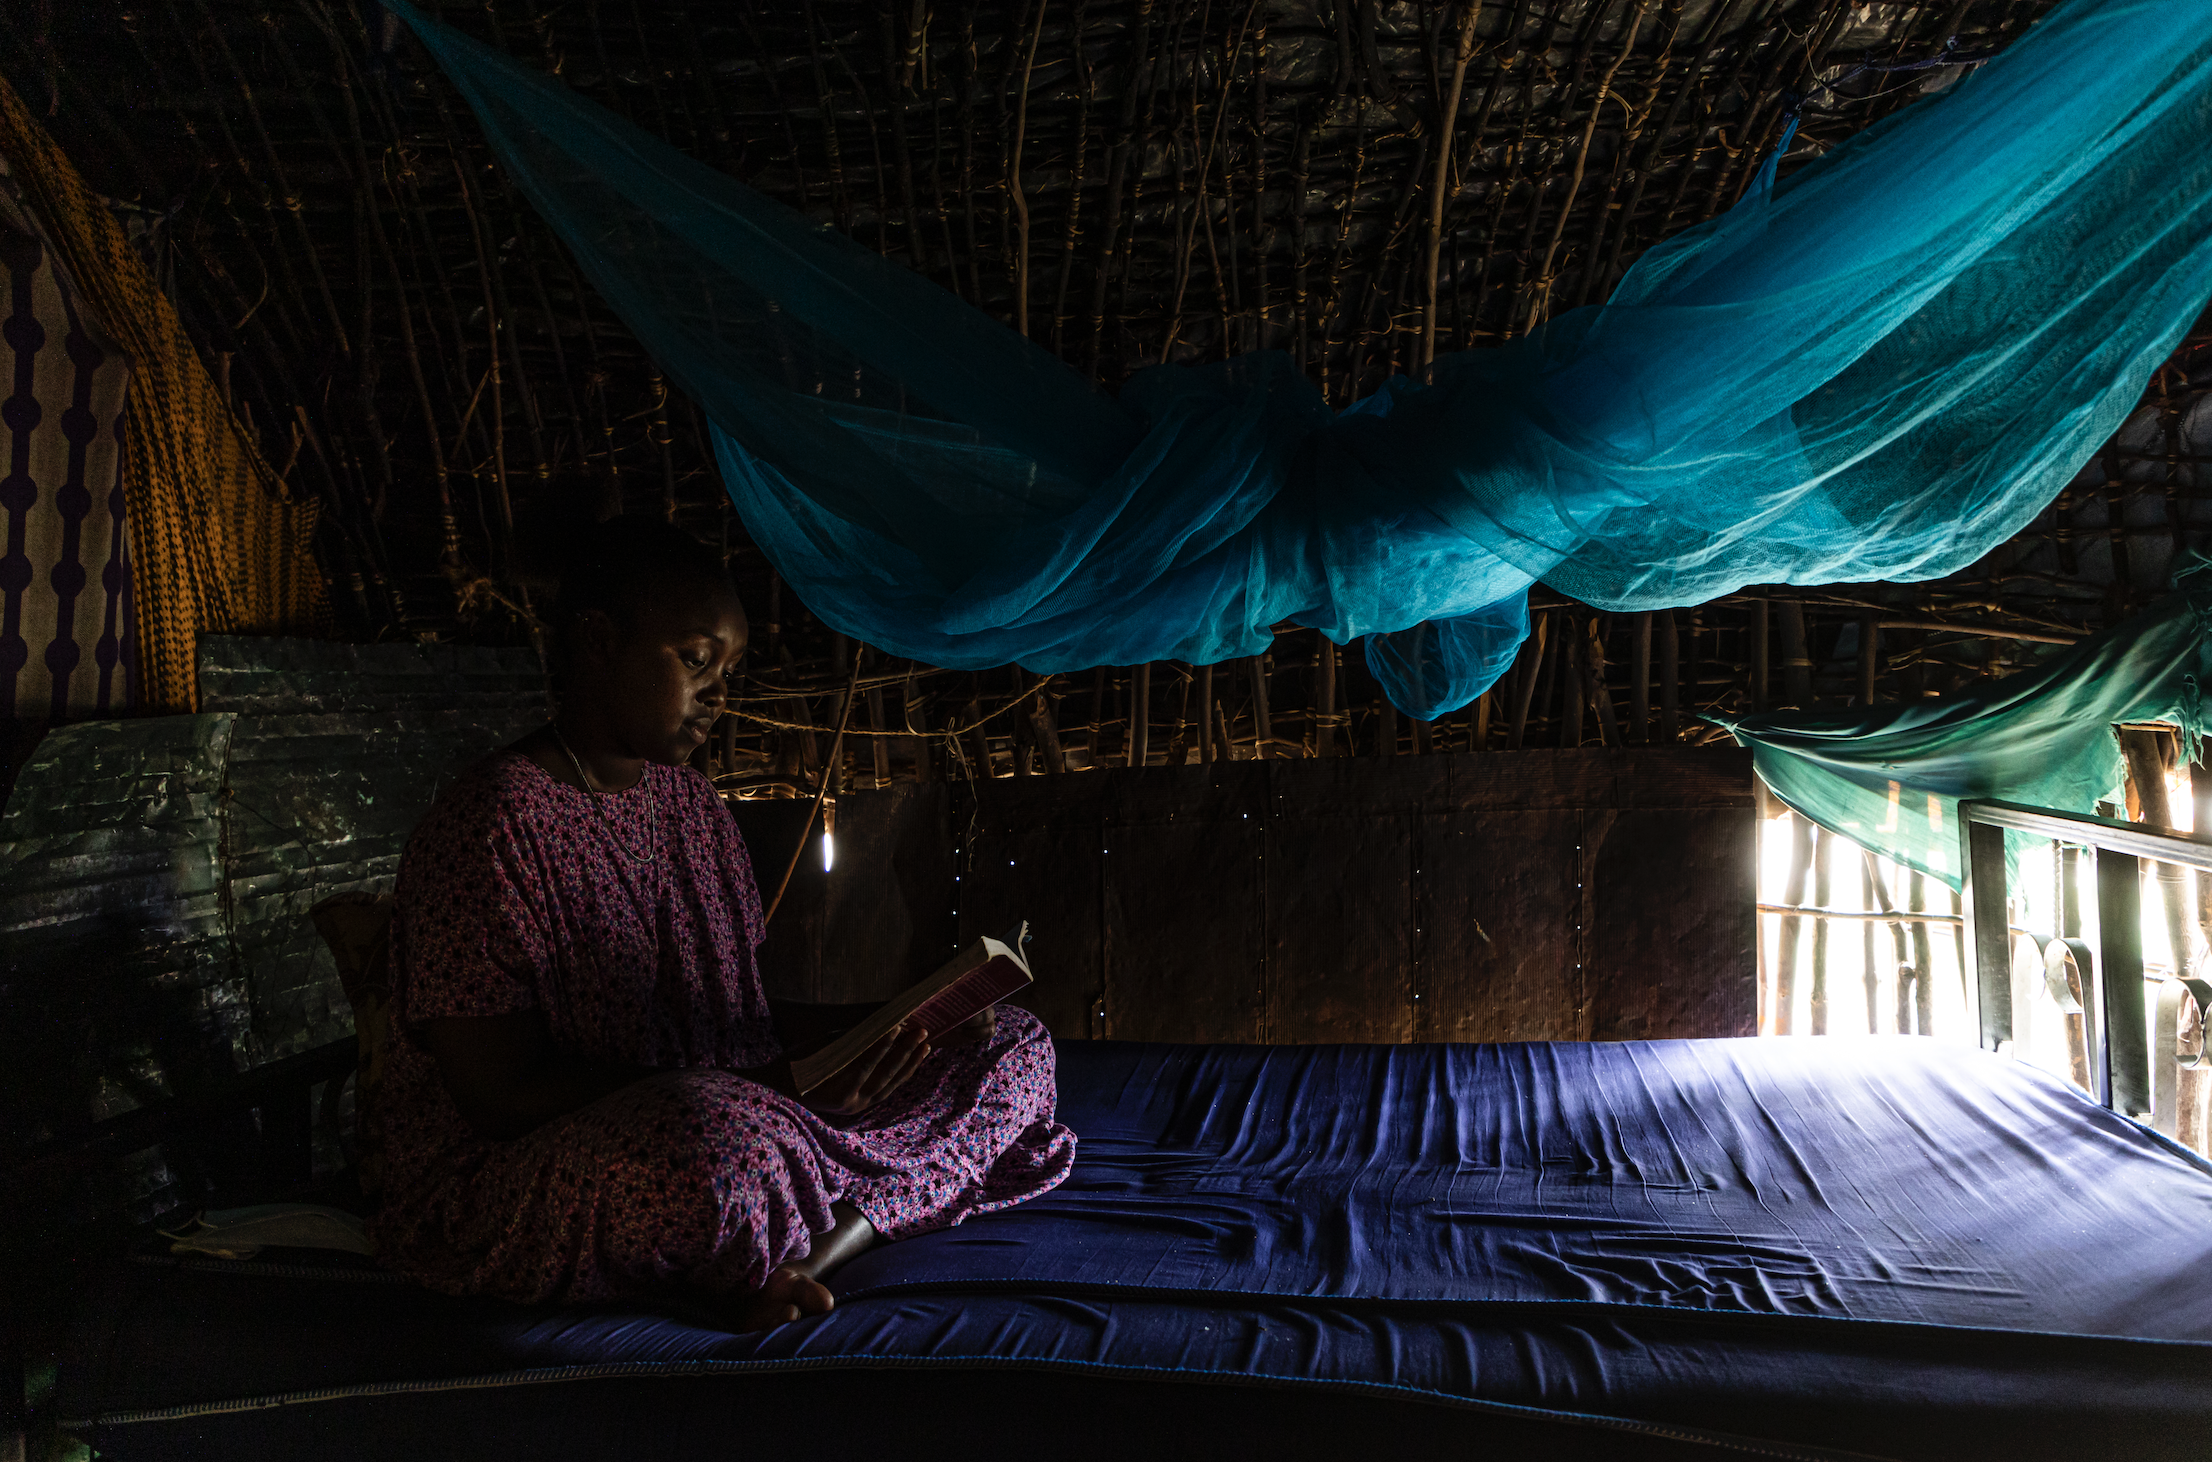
[550,515,735,669]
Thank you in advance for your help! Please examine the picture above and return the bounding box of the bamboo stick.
[1631,610,1652,743]
[1419,1,1483,372]
[1773,812,1813,1035]
[1776,599,1811,706]
[1314,633,1338,757]
[1248,653,1274,759]
[1750,592,1769,711]
[1199,663,1216,764]
[1129,661,1152,768]
[1809,825,1836,1035]
[1857,612,1879,706]
[1031,689,1068,773]
[1586,616,1622,748]
[1509,611,1550,750]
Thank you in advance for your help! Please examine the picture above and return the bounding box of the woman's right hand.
[799,1022,932,1118]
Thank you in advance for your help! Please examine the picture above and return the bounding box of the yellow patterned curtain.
[0,74,327,713]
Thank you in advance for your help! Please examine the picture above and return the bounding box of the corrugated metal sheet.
[0,639,544,1179]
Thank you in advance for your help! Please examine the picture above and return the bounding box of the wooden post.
[1809,824,1836,1036]
[865,661,891,787]
[904,665,933,783]
[1631,611,1652,743]
[1775,812,1813,1035]
[1130,663,1152,769]
[1413,716,1432,755]
[1909,869,1935,1037]
[1248,654,1274,759]
[1585,616,1621,748]
[1314,632,1338,757]
[1029,691,1067,773]
[1777,599,1812,707]
[1171,664,1193,766]
[1508,612,1548,751]
[1561,628,1586,748]
[829,636,850,796]
[1215,698,1237,762]
[1378,694,1398,757]
[1472,691,1491,759]
[1087,667,1107,767]
[1198,663,1216,763]
[1857,612,1879,707]
[1658,608,1679,743]
[1964,816,2011,1050]
[2100,848,2151,1117]
[1750,593,1769,712]
[963,694,993,779]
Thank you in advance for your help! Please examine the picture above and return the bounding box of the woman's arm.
[420,1010,663,1141]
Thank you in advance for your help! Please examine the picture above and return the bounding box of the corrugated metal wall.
[0,637,543,1220]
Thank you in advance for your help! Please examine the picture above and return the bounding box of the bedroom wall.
[745,746,1757,1044]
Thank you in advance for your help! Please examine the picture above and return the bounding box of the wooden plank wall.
[743,746,1755,1044]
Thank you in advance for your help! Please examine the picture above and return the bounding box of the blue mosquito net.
[391,0,2212,721]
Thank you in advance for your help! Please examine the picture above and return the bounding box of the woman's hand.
[800,1022,932,1117]
[932,1006,997,1049]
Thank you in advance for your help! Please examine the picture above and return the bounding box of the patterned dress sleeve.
[393,771,555,1026]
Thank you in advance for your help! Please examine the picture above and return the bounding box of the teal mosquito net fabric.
[1723,581,2212,890]
[391,0,2212,721]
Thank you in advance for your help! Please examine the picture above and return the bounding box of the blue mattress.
[58,1038,2212,1460]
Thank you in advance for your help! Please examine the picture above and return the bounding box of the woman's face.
[570,573,749,764]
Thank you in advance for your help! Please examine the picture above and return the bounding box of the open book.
[788,923,1033,1096]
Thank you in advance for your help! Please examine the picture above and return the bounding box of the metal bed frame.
[1961,800,2212,1135]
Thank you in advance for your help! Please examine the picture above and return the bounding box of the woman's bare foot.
[734,1264,835,1332]
[731,1202,879,1333]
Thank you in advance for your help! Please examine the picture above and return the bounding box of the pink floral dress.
[369,749,1075,1304]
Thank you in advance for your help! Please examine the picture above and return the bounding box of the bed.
[50,1033,2212,1461]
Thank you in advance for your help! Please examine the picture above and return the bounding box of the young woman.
[369,517,1074,1329]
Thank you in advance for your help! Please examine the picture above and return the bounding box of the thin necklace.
[551,725,662,866]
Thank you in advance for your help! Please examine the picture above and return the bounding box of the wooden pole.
[1561,627,1586,748]
[1314,632,1339,756]
[1509,612,1548,750]
[1419,1,1483,372]
[2121,728,2194,979]
[1774,811,1813,1035]
[1658,608,1679,743]
[1473,691,1492,758]
[1630,610,1652,743]
[1029,690,1067,773]
[1087,666,1106,767]
[1378,693,1398,757]
[1810,826,1836,1036]
[1857,611,1879,707]
[1750,593,1769,712]
[828,636,851,795]
[1130,662,1152,768]
[1777,599,1812,706]
[865,657,891,787]
[1585,616,1621,748]
[1248,654,1274,759]
[1198,663,1216,763]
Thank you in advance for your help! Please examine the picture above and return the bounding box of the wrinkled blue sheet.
[61,1039,2212,1457]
